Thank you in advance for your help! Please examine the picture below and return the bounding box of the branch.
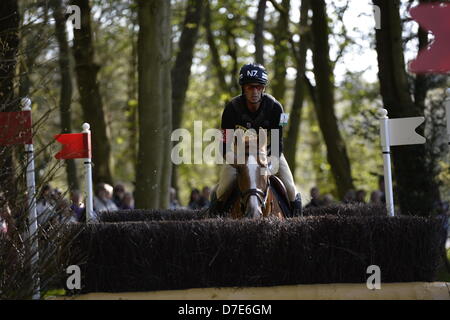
[203,1,230,94]
[303,73,317,106]
[330,0,354,69]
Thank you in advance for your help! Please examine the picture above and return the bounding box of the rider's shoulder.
[263,94,284,112]
[230,95,244,105]
[224,95,244,111]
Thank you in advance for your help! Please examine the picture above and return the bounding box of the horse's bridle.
[240,185,270,212]
[236,150,270,214]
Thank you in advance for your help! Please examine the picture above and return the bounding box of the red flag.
[54,132,91,159]
[0,111,32,145]
[409,3,450,74]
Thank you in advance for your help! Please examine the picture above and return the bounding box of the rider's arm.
[269,102,284,155]
[220,103,237,162]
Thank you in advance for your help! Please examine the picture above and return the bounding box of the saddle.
[268,175,291,217]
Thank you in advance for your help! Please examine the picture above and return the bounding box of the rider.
[210,63,302,217]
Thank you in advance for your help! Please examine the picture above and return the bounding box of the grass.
[435,248,450,282]
[42,289,66,299]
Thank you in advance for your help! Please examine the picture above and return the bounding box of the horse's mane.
[241,137,268,168]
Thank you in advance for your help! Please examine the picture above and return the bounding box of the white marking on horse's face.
[247,154,258,189]
[246,195,261,218]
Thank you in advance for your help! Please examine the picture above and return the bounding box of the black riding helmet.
[238,63,268,86]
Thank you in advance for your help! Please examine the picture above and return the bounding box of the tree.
[203,0,230,95]
[0,0,20,205]
[270,0,290,105]
[171,0,205,193]
[373,0,441,215]
[126,3,138,180]
[284,0,310,174]
[310,0,354,199]
[51,0,79,190]
[0,0,19,105]
[254,0,267,65]
[222,9,240,94]
[135,0,172,209]
[172,0,204,133]
[72,0,113,185]
[18,2,49,100]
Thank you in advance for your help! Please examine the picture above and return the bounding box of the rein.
[240,183,270,211]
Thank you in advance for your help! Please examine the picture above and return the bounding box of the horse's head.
[233,133,270,218]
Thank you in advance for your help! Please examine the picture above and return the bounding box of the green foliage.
[69,213,444,293]
[16,0,450,206]
[177,73,223,204]
[338,72,384,197]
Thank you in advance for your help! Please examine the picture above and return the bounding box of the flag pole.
[378,108,395,217]
[82,123,94,222]
[20,97,40,299]
[446,89,450,145]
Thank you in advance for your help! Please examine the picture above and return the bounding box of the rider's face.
[243,83,265,104]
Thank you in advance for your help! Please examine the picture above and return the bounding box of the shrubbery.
[69,209,446,293]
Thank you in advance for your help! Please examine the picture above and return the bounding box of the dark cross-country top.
[221,93,284,156]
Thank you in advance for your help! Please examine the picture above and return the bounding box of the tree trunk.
[284,73,304,174]
[172,0,204,131]
[308,106,334,195]
[171,0,204,194]
[159,65,172,208]
[18,3,49,100]
[310,0,354,199]
[284,0,309,174]
[18,39,37,99]
[72,0,113,185]
[203,1,229,94]
[51,0,79,191]
[126,20,138,179]
[254,0,266,65]
[0,0,19,111]
[0,0,20,205]
[135,0,171,209]
[224,21,240,94]
[270,0,290,105]
[373,0,441,216]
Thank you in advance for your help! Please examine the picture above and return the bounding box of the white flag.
[381,117,426,147]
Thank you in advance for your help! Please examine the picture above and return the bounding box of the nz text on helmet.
[239,63,268,85]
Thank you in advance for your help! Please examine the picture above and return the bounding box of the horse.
[216,132,290,219]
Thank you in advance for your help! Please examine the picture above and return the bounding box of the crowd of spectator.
[169,186,211,210]
[32,182,136,225]
[304,186,385,209]
[28,182,210,226]
[0,182,212,229]
[1,176,448,233]
[0,181,151,232]
[305,176,389,209]
[304,182,449,220]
